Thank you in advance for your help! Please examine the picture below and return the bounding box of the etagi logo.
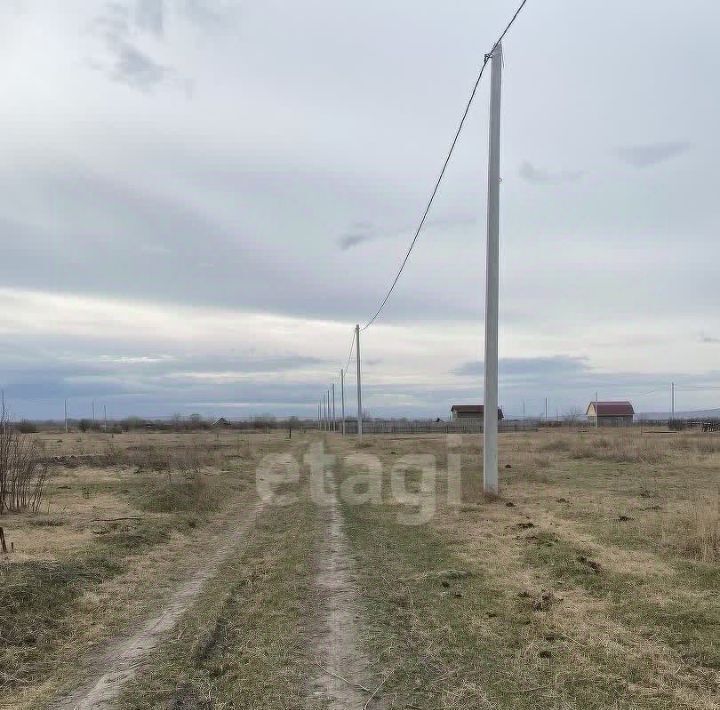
[256,436,464,525]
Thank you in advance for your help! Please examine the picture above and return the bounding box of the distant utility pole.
[671,382,675,422]
[332,384,336,432]
[595,391,599,429]
[104,405,108,432]
[92,400,95,424]
[356,324,363,440]
[318,403,321,430]
[64,399,68,433]
[522,400,526,420]
[327,390,331,430]
[340,369,346,436]
[483,41,502,495]
[545,397,548,421]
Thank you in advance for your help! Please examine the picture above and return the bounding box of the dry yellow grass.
[0,428,286,709]
[331,428,720,709]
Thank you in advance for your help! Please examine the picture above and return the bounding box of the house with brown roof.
[586,401,634,427]
[450,404,504,421]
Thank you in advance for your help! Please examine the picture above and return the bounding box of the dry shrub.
[0,408,48,514]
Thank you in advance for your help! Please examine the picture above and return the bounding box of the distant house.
[212,417,231,427]
[586,401,634,427]
[450,405,504,421]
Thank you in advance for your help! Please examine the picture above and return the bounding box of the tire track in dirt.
[309,459,384,709]
[52,501,264,710]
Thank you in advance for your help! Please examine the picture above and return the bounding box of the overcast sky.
[1,0,719,420]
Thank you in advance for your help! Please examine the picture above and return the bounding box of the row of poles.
[63,398,109,433]
[318,325,364,439]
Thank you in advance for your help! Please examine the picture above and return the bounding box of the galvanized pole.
[483,42,502,495]
[356,324,363,440]
[332,384,336,432]
[340,369,346,436]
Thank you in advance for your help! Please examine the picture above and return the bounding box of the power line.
[343,328,356,374]
[361,0,530,331]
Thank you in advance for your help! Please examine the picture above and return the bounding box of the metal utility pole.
[356,324,363,440]
[483,42,502,495]
[332,384,336,432]
[340,369,346,436]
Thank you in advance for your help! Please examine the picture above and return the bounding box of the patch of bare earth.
[51,500,263,710]
[309,464,383,709]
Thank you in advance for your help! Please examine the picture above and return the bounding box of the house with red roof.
[586,401,634,427]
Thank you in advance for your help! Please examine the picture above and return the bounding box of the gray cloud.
[2,0,720,419]
[91,2,170,91]
[110,41,169,90]
[338,222,376,250]
[616,142,692,168]
[135,0,165,36]
[337,215,476,251]
[519,162,585,185]
[453,356,590,379]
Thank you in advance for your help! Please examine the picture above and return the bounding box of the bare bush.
[0,407,48,514]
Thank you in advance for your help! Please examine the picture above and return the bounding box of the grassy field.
[0,427,718,708]
[333,428,720,709]
[0,429,284,709]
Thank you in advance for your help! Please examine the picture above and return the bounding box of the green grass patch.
[0,556,123,690]
[524,532,720,672]
[118,495,322,709]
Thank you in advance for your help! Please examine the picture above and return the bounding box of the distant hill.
[637,408,720,420]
